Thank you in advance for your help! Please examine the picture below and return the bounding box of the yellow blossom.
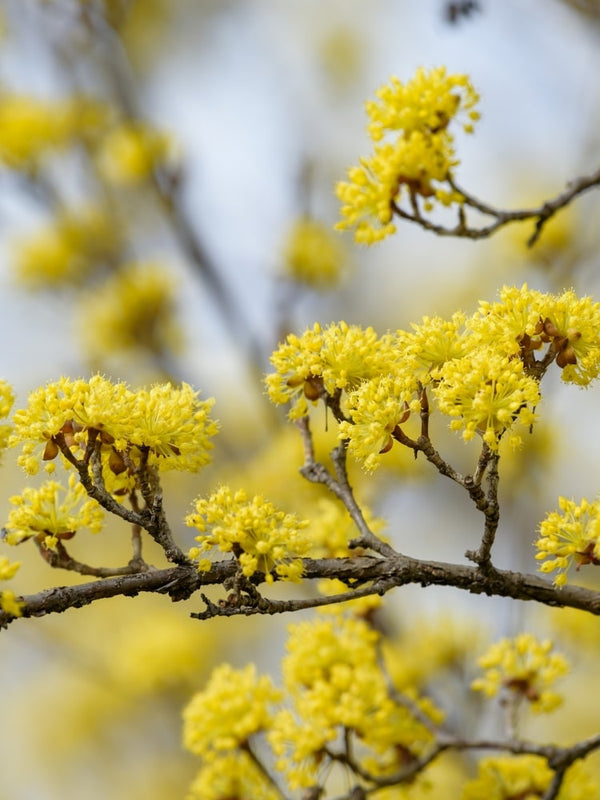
[471,284,600,385]
[186,752,280,800]
[365,66,480,142]
[0,379,14,459]
[79,261,183,361]
[535,496,600,586]
[186,486,310,583]
[10,375,218,475]
[0,555,20,582]
[14,206,121,289]
[339,374,420,471]
[399,311,471,382]
[282,217,346,288]
[0,589,23,617]
[266,321,399,418]
[0,93,76,169]
[182,663,281,758]
[336,66,480,244]
[4,473,104,550]
[471,633,569,713]
[461,756,598,800]
[269,615,442,789]
[434,348,539,450]
[98,121,173,184]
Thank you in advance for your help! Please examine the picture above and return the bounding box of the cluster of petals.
[0,379,14,459]
[186,486,310,582]
[10,374,218,475]
[536,496,600,586]
[471,633,569,713]
[4,473,104,550]
[336,66,480,244]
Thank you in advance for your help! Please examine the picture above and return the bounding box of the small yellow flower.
[266,321,399,418]
[14,206,121,289]
[535,496,600,586]
[186,752,281,800]
[471,633,569,713]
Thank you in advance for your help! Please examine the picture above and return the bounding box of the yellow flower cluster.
[282,217,346,288]
[435,348,539,449]
[461,756,597,800]
[472,284,600,386]
[536,496,600,586]
[0,93,81,169]
[0,555,22,617]
[269,615,442,789]
[98,121,173,185]
[186,486,310,582]
[11,374,218,475]
[265,321,399,419]
[336,66,480,243]
[185,752,280,800]
[267,285,600,470]
[0,379,14,460]
[4,473,104,550]
[78,262,182,361]
[471,633,569,713]
[14,206,121,289]
[183,663,281,757]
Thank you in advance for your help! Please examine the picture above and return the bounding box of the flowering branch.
[390,167,600,244]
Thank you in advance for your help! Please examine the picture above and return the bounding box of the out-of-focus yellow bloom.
[10,374,218,475]
[282,217,346,288]
[79,262,182,360]
[471,284,600,385]
[14,207,121,289]
[434,348,539,450]
[471,633,569,713]
[186,752,281,800]
[5,473,104,550]
[183,663,281,758]
[269,615,442,789]
[536,496,600,586]
[0,379,14,460]
[187,486,310,582]
[0,589,23,617]
[461,756,598,800]
[98,121,173,184]
[0,93,76,169]
[366,66,480,142]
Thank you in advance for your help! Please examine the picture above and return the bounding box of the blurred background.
[0,1,599,798]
